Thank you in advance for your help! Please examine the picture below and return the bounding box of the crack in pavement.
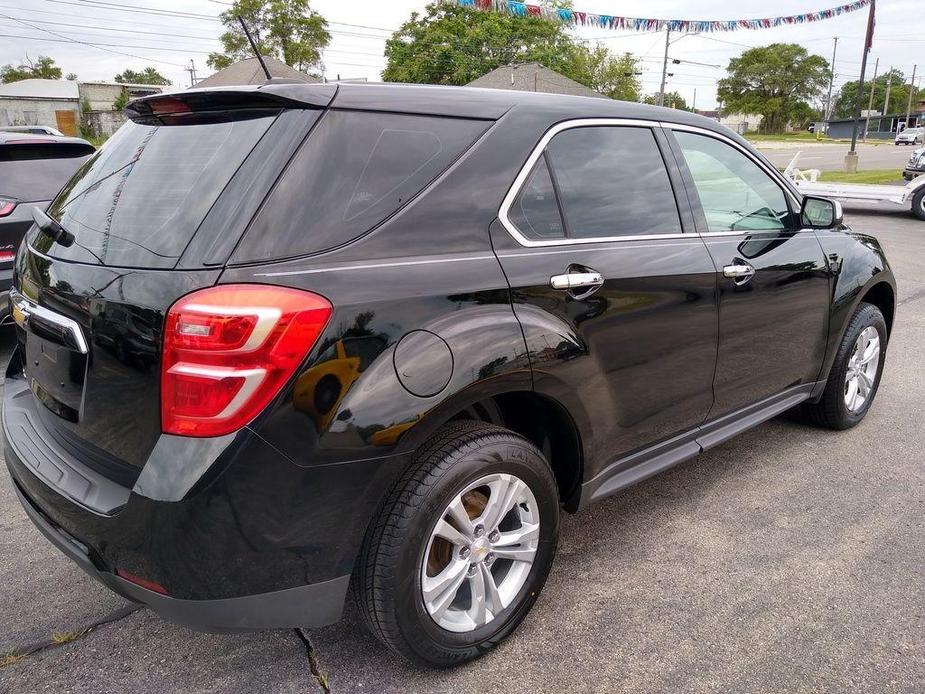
[294,628,331,693]
[0,604,143,668]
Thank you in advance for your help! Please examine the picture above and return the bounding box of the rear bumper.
[903,168,923,181]
[11,480,349,631]
[2,371,406,631]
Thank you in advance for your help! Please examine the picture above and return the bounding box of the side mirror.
[800,195,843,229]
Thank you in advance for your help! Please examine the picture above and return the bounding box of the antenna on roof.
[237,16,271,81]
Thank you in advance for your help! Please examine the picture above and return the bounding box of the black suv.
[3,84,895,667]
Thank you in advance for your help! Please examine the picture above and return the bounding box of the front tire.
[912,188,925,221]
[355,421,559,667]
[802,303,887,429]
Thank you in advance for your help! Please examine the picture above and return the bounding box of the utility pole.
[847,0,876,172]
[863,57,879,141]
[184,59,198,87]
[692,88,697,112]
[825,37,838,121]
[883,66,893,118]
[905,64,917,130]
[657,26,670,108]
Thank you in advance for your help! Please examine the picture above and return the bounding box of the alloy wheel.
[844,326,881,412]
[421,473,540,633]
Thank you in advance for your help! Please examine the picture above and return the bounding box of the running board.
[578,383,820,509]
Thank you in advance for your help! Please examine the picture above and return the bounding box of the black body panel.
[2,84,898,632]
[14,247,220,470]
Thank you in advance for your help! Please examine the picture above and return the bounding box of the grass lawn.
[745,131,824,142]
[816,169,905,184]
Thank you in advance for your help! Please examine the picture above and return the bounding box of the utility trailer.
[784,153,925,222]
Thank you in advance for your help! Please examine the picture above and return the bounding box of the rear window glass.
[0,145,95,202]
[34,113,277,268]
[231,111,489,263]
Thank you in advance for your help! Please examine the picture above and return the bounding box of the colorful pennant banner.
[447,0,872,33]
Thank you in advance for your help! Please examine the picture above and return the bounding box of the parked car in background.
[904,147,925,180]
[3,84,896,667]
[895,126,924,145]
[0,132,95,322]
[0,125,65,137]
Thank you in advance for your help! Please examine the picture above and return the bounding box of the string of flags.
[447,0,872,33]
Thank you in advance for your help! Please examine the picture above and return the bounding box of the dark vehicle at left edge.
[0,132,95,322]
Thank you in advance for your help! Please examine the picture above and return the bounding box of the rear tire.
[912,188,925,221]
[802,303,887,430]
[355,420,559,667]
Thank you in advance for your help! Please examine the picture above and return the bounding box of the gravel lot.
[1,205,923,693]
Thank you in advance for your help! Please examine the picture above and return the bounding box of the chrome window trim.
[497,118,689,247]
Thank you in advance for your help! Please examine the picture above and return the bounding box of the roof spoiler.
[124,84,337,124]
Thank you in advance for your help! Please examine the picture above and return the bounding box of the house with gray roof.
[467,63,605,99]
[195,58,320,88]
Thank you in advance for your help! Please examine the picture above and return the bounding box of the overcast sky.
[0,0,922,109]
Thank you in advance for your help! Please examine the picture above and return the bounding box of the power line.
[0,15,221,40]
[0,11,187,66]
[0,31,214,53]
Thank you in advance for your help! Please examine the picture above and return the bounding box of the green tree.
[644,90,691,111]
[833,68,922,119]
[114,67,171,85]
[65,72,78,80]
[568,46,640,101]
[113,89,129,111]
[382,3,584,86]
[207,0,330,73]
[717,43,829,134]
[1,55,63,83]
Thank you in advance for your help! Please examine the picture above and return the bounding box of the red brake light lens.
[162,284,332,437]
[0,198,15,217]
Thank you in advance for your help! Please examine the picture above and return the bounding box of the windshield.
[33,112,277,268]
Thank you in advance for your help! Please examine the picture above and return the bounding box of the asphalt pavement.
[1,205,923,693]
[756,141,916,171]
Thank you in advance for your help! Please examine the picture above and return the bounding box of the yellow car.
[293,335,386,431]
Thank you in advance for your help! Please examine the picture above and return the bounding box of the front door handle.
[723,262,756,285]
[550,271,604,291]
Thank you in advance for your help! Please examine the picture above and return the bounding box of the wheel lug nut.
[467,564,478,576]
[474,525,485,538]
[489,530,500,543]
[459,546,471,559]
[485,552,495,565]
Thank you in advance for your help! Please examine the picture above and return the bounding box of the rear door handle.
[723,263,756,285]
[550,271,604,291]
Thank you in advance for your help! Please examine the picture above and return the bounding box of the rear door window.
[230,111,490,263]
[507,126,682,242]
[35,113,277,268]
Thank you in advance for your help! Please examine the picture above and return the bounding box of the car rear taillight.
[0,198,15,217]
[161,284,332,437]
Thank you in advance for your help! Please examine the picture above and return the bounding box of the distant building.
[467,63,606,99]
[827,108,925,140]
[0,78,166,137]
[194,57,320,88]
[0,79,79,135]
[717,112,764,134]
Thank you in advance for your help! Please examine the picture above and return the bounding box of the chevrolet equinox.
[3,83,896,667]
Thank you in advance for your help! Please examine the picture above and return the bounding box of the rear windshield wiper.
[32,207,75,248]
